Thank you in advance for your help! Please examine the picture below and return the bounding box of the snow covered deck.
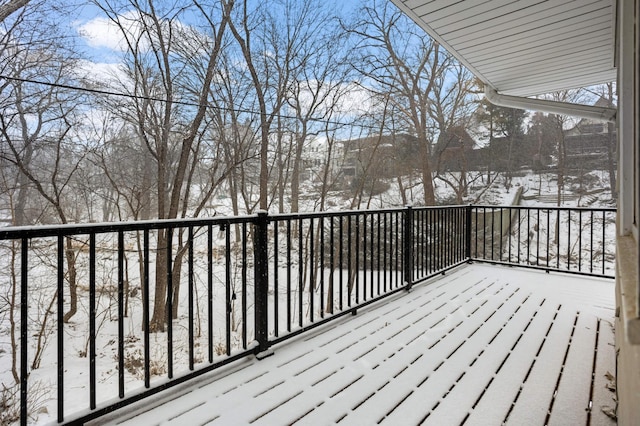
[96,264,616,425]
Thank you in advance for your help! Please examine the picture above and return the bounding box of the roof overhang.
[389,0,618,102]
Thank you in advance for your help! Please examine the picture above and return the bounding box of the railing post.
[404,205,413,291]
[254,210,272,358]
[466,204,473,262]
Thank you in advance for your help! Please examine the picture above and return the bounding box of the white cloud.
[76,10,145,52]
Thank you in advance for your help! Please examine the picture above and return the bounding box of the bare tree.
[0,1,90,322]
[91,0,234,331]
[229,0,328,211]
[282,2,351,213]
[229,0,294,210]
[348,0,458,205]
[207,49,261,217]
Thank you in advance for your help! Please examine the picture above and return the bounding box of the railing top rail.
[472,205,617,213]
[410,205,468,211]
[0,204,617,240]
[270,207,407,221]
[0,205,467,240]
[0,214,257,240]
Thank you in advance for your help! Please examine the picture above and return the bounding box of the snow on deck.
[96,264,617,426]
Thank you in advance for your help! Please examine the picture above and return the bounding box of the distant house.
[337,133,421,187]
[299,138,333,182]
[432,126,477,172]
[563,97,616,170]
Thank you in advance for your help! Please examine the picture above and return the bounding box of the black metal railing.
[0,204,614,425]
[470,205,616,277]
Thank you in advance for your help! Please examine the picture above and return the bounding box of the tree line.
[0,0,615,333]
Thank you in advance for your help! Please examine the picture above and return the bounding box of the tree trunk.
[150,230,168,332]
[291,132,306,213]
[62,236,78,323]
[419,141,436,205]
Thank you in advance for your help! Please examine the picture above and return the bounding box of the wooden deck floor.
[98,264,617,426]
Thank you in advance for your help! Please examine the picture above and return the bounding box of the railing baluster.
[355,214,360,303]
[207,225,213,363]
[299,218,304,326]
[602,211,606,275]
[21,237,28,426]
[557,209,561,270]
[507,208,512,263]
[590,211,594,273]
[339,216,344,310]
[467,205,473,260]
[167,227,174,376]
[188,226,194,370]
[274,221,279,336]
[287,220,292,332]
[225,223,231,356]
[460,207,464,262]
[535,209,540,266]
[242,222,247,348]
[320,217,325,318]
[347,216,351,308]
[377,212,381,295]
[90,233,97,407]
[143,230,150,385]
[118,231,125,396]
[57,236,64,421]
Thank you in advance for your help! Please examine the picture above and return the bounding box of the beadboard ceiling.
[389,0,617,96]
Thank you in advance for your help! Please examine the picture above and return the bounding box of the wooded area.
[0,2,617,421]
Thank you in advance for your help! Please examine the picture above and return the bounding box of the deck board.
[101,264,616,426]
[548,313,598,426]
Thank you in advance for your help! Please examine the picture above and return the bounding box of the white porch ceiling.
[390,0,617,97]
